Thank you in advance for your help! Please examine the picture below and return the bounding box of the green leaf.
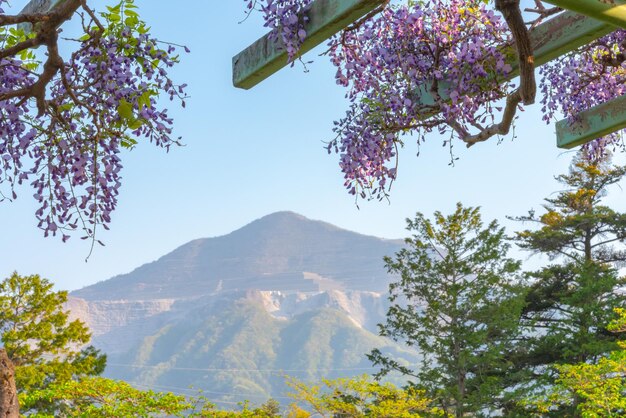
[127,119,144,130]
[116,99,134,121]
[137,91,152,109]
[58,103,74,112]
[125,15,139,27]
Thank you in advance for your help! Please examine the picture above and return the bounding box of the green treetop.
[370,203,526,417]
[523,308,626,417]
[515,151,626,263]
[511,152,626,416]
[0,272,105,413]
[286,375,443,417]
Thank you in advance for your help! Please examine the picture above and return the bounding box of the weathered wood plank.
[416,11,616,106]
[556,95,626,149]
[232,0,386,90]
[19,0,58,15]
[543,0,626,29]
[17,0,66,32]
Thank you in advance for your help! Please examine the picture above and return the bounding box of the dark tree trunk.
[0,349,19,418]
[495,0,536,105]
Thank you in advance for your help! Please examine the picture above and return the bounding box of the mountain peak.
[258,211,308,221]
[72,212,403,300]
[230,211,341,238]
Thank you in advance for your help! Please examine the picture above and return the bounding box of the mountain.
[73,212,403,300]
[68,212,419,406]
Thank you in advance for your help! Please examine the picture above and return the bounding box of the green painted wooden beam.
[416,10,615,106]
[556,95,626,149]
[18,0,67,33]
[232,0,386,90]
[543,0,626,29]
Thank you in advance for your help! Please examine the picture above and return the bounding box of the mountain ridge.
[71,211,404,300]
[67,211,418,404]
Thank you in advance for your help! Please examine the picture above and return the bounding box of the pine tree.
[512,152,626,415]
[370,204,526,417]
[524,308,626,416]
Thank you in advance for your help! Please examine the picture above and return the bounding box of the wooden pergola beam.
[556,95,626,149]
[543,0,626,29]
[416,11,615,105]
[232,0,386,90]
[17,0,67,32]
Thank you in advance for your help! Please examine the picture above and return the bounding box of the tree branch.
[463,90,522,147]
[0,12,52,26]
[453,0,537,147]
[0,36,41,60]
[495,0,536,105]
[0,0,81,114]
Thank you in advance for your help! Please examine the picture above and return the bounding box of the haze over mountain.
[73,211,404,300]
[68,212,419,405]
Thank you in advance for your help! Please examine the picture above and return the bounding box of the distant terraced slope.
[69,212,418,405]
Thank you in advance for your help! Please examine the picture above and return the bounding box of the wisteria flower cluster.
[0,0,187,243]
[326,0,513,199]
[248,0,626,201]
[540,30,626,157]
[244,0,313,61]
[0,0,37,207]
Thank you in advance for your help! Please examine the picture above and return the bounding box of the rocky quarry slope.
[68,212,419,405]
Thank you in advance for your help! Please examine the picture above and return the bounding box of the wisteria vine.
[540,30,626,156]
[0,0,187,245]
[327,0,515,199]
[3,0,625,242]
[244,0,313,62]
[247,0,626,200]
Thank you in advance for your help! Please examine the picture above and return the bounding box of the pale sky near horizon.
[1,1,624,291]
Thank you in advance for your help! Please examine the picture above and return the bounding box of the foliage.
[503,152,626,417]
[246,1,626,200]
[193,398,283,417]
[514,151,626,263]
[510,153,626,411]
[243,0,313,60]
[0,0,187,241]
[370,204,526,417]
[287,375,444,417]
[523,308,626,417]
[21,377,287,418]
[0,272,105,411]
[20,376,290,418]
[20,377,194,418]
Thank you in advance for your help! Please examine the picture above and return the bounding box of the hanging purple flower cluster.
[247,0,626,201]
[0,0,187,242]
[327,0,513,199]
[0,0,36,205]
[0,62,36,198]
[244,0,313,61]
[540,30,626,156]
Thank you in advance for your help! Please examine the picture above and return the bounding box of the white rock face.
[238,288,389,331]
[68,285,392,355]
[64,212,414,399]
[66,297,178,354]
[67,297,176,335]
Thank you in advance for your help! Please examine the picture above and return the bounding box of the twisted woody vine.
[246,0,625,198]
[0,0,187,245]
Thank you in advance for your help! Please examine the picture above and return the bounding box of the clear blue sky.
[1,1,624,291]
